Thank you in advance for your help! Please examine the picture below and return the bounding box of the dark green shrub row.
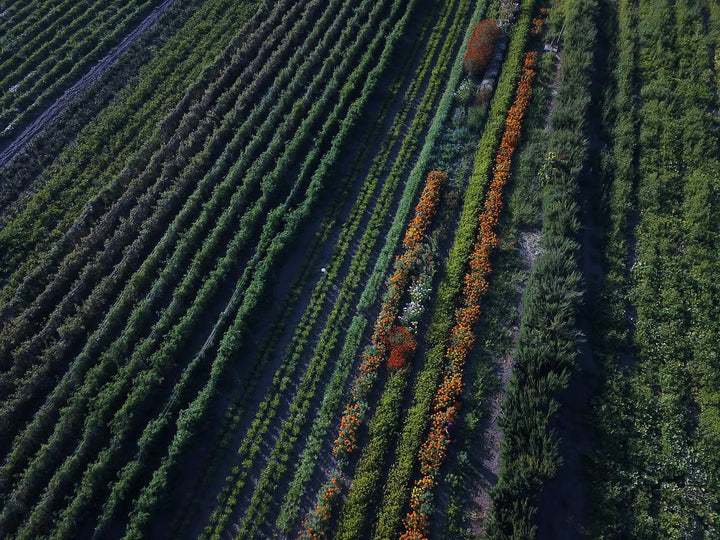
[0,0,210,220]
[166,8,435,531]
[122,3,416,537]
[372,2,536,537]
[249,1,475,531]
[0,0,288,344]
[124,5,416,537]
[0,0,272,478]
[0,0,95,67]
[487,0,597,536]
[0,0,307,465]
[0,0,77,43]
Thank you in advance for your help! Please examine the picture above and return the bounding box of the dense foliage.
[463,19,500,77]
[0,0,717,537]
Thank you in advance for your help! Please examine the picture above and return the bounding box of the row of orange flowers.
[300,170,447,539]
[401,51,538,540]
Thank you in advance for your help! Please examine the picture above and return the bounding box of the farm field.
[0,0,718,538]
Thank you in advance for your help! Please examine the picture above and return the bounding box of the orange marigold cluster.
[299,470,343,539]
[532,8,548,36]
[335,171,447,464]
[401,52,537,540]
[403,170,445,250]
[301,172,447,539]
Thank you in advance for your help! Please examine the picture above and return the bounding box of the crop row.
[221,1,485,536]
[0,0,78,42]
[369,2,537,537]
[0,0,205,219]
[0,0,299,472]
[0,0,286,528]
[301,171,447,539]
[92,0,391,534]
[300,2,497,537]
[441,37,556,539]
[118,3,422,538]
[0,0,257,300]
[331,1,498,535]
[487,0,596,535]
[164,12,432,532]
[0,0,284,342]
[0,0,398,537]
[0,0,314,524]
[593,0,720,534]
[0,0,307,433]
[0,0,164,142]
[402,51,537,540]
[164,2,447,533]
[198,2,430,537]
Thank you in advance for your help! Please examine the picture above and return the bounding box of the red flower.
[463,20,500,77]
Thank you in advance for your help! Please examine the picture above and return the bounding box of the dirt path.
[0,0,176,168]
[465,49,562,536]
[464,228,541,535]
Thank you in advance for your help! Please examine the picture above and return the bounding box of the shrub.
[462,19,499,77]
[387,325,417,370]
[466,104,487,131]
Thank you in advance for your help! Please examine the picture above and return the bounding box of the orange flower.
[401,52,537,539]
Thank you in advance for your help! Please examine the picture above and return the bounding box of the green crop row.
[164,4,444,533]
[0,0,306,414]
[0,0,330,453]
[0,0,254,299]
[333,1,488,536]
[0,0,305,471]
[593,0,720,535]
[371,2,536,538]
[0,0,97,68]
[0,0,163,143]
[88,1,380,533]
[0,0,283,340]
[441,42,557,540]
[0,0,78,43]
[0,0,206,221]
[165,15,426,533]
[227,1,479,537]
[121,3,417,538]
[198,3,416,538]
[0,2,392,537]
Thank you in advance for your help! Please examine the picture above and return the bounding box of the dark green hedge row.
[487,0,597,536]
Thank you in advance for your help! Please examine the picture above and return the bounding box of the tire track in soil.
[0,0,175,168]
